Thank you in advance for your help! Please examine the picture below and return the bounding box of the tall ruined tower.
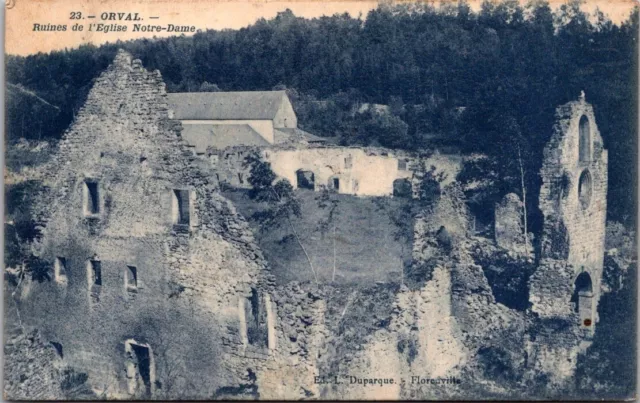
[530,93,608,332]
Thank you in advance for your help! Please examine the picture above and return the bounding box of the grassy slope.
[223,189,414,285]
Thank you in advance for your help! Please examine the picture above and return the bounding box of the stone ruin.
[494,192,531,256]
[525,94,608,385]
[530,94,608,331]
[6,51,609,399]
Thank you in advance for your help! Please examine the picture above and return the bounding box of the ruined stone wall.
[255,283,327,399]
[494,193,530,255]
[524,317,583,388]
[12,50,605,401]
[208,146,258,188]
[267,147,415,196]
[211,145,462,197]
[305,269,468,401]
[4,328,63,400]
[532,96,608,328]
[19,50,273,399]
[529,259,576,319]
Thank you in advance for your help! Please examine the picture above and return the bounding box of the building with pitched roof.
[167,90,300,149]
[9,51,609,400]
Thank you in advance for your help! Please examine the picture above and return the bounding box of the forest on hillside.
[5,0,638,228]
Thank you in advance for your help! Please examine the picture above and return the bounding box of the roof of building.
[274,128,330,144]
[167,91,288,120]
[181,124,270,153]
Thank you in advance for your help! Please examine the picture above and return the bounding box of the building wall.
[211,146,461,197]
[531,97,608,329]
[11,50,606,400]
[19,50,275,399]
[266,148,413,196]
[180,119,275,143]
[320,267,468,400]
[273,96,298,129]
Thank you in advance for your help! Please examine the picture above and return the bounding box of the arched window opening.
[579,115,591,162]
[578,170,592,209]
[393,178,412,198]
[571,271,594,328]
[296,169,315,190]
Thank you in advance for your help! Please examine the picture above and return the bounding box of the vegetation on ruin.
[3,1,638,399]
[5,0,638,226]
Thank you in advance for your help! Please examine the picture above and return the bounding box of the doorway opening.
[125,340,154,398]
[571,271,594,329]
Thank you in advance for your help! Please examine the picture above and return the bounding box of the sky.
[5,0,638,56]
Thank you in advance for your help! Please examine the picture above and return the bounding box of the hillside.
[224,188,414,285]
[5,1,638,225]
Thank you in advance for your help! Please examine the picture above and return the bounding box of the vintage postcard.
[3,0,637,400]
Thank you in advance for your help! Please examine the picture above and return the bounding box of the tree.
[243,153,318,283]
[4,1,637,225]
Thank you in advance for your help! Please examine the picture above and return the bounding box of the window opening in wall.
[579,115,591,163]
[244,288,268,348]
[296,169,315,190]
[578,170,592,209]
[83,180,100,215]
[88,260,102,286]
[238,173,245,184]
[126,266,138,291]
[50,342,63,358]
[54,257,68,285]
[172,189,191,225]
[344,155,353,169]
[352,179,359,193]
[398,159,408,171]
[125,341,153,398]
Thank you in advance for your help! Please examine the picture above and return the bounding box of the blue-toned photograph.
[4,0,637,400]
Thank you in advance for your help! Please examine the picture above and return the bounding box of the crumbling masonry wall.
[17,50,273,399]
[10,52,612,400]
[526,96,608,387]
[531,97,608,326]
[209,145,462,197]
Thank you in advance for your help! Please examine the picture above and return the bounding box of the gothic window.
[578,170,592,209]
[579,115,591,163]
